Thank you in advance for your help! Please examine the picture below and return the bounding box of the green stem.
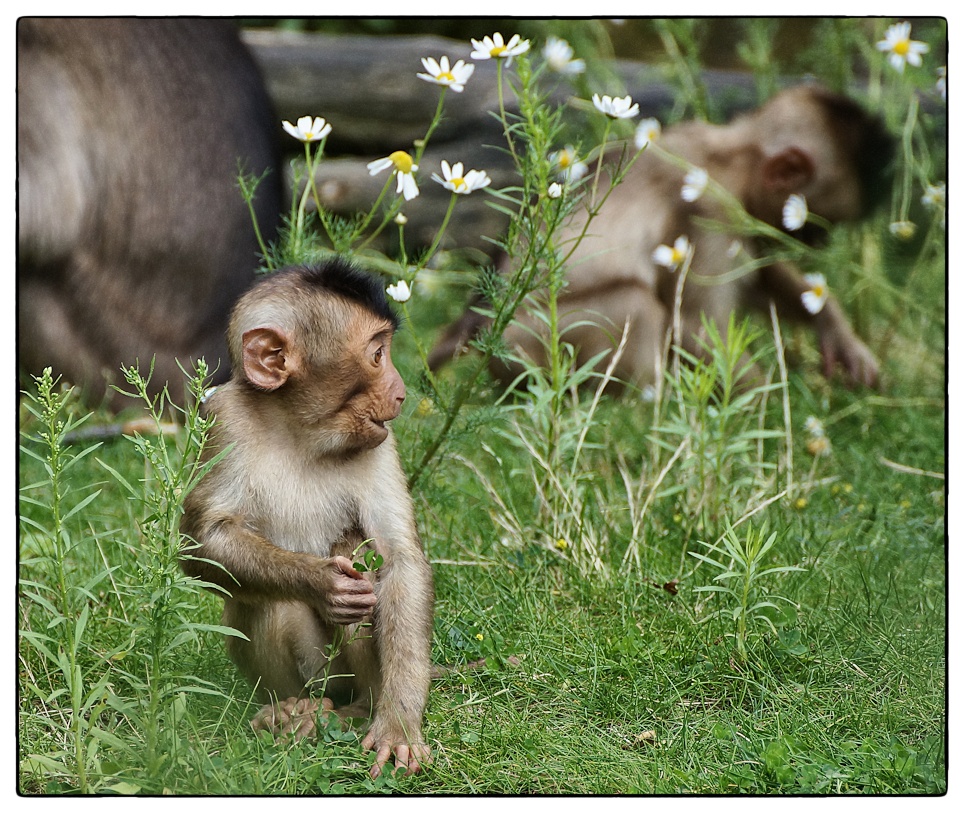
[353,176,396,251]
[496,61,516,163]
[420,192,459,266]
[291,142,316,255]
[305,141,324,208]
[408,243,546,491]
[358,89,447,253]
[239,169,274,270]
[587,120,612,210]
[416,88,447,166]
[895,94,919,222]
[401,300,439,397]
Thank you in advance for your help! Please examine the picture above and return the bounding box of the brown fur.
[181,263,433,778]
[17,18,281,409]
[430,84,892,391]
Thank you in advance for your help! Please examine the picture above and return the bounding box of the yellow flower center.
[491,45,507,56]
[894,38,910,56]
[390,151,414,174]
[807,436,831,457]
[450,176,467,190]
[438,70,455,82]
[671,248,685,264]
[558,152,572,168]
[812,284,825,297]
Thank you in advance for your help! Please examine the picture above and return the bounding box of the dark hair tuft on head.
[299,259,400,330]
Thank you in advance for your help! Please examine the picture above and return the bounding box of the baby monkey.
[180,260,433,778]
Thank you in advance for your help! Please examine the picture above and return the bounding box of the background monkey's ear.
[241,327,295,391]
[761,146,816,194]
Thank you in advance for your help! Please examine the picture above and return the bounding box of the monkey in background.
[180,261,433,779]
[17,18,282,409]
[429,84,894,392]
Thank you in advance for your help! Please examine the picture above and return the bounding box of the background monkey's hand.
[362,720,432,778]
[317,556,377,625]
[812,297,880,389]
[820,324,880,389]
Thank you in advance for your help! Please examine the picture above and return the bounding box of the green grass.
[17,17,945,797]
[17,293,945,794]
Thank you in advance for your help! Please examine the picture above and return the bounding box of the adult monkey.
[180,261,434,779]
[429,84,893,391]
[17,18,282,409]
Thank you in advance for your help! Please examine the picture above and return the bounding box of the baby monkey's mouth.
[369,406,403,428]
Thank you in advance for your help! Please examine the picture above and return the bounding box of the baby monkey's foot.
[251,696,335,739]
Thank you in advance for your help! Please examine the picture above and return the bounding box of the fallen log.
[238,29,785,256]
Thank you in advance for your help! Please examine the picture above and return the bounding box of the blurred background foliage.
[238,17,947,85]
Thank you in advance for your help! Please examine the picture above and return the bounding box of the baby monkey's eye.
[372,346,384,365]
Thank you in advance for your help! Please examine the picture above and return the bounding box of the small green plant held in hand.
[352,543,384,574]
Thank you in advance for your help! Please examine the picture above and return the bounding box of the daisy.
[804,417,831,457]
[282,116,332,143]
[386,280,412,303]
[921,181,946,230]
[921,181,946,210]
[367,150,420,201]
[417,55,475,92]
[551,146,588,183]
[782,194,808,231]
[807,434,832,458]
[652,236,691,271]
[800,273,828,315]
[681,167,708,202]
[634,118,661,149]
[431,160,491,195]
[547,182,563,199]
[470,32,530,61]
[592,93,639,119]
[542,36,585,75]
[804,416,826,437]
[888,221,916,240]
[875,21,930,73]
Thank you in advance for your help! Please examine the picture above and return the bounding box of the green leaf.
[102,781,143,795]
[94,459,139,498]
[60,489,103,524]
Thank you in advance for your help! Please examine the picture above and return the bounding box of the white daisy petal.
[386,280,412,302]
[876,21,930,73]
[592,93,640,119]
[681,167,708,202]
[634,118,661,149]
[782,194,809,231]
[800,273,828,314]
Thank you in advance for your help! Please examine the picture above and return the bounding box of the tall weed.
[18,364,238,793]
